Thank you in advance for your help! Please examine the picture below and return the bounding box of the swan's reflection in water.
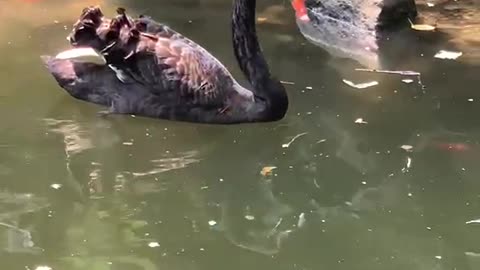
[39,113,473,269]
[41,115,298,256]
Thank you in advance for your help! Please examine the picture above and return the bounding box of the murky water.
[1,0,480,269]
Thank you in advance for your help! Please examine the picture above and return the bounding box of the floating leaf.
[400,145,414,152]
[355,68,421,76]
[408,18,436,31]
[354,118,368,124]
[342,79,379,89]
[148,242,160,248]
[411,24,436,31]
[50,183,62,189]
[34,266,52,270]
[257,17,268,23]
[260,166,277,176]
[245,215,255,220]
[466,219,480,224]
[208,220,217,226]
[434,50,463,60]
[282,132,308,148]
[297,212,306,228]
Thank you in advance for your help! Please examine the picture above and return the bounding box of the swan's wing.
[133,17,180,40]
[111,35,233,107]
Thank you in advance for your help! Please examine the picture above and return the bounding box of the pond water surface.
[1,0,480,269]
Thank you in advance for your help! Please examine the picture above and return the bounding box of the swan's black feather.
[43,3,288,123]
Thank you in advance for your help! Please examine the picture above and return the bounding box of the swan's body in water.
[291,0,416,68]
[42,1,288,124]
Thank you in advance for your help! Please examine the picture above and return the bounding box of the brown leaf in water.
[408,18,436,31]
[257,17,268,23]
[260,166,277,176]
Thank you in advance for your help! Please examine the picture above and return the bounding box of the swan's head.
[259,77,289,121]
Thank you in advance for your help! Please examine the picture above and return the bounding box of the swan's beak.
[291,0,310,22]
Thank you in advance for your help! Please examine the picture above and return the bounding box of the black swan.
[291,0,417,68]
[42,1,288,124]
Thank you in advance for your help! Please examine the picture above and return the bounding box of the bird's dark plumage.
[42,1,288,124]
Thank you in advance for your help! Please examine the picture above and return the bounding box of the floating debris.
[122,141,134,146]
[408,18,436,31]
[355,68,420,76]
[280,80,295,85]
[148,242,160,248]
[208,220,217,226]
[400,145,414,152]
[466,252,480,257]
[402,157,412,172]
[244,215,255,221]
[34,267,52,270]
[434,50,463,60]
[282,132,308,148]
[50,183,62,190]
[354,68,425,92]
[402,79,414,84]
[260,166,277,176]
[257,17,268,23]
[427,2,435,7]
[342,79,379,89]
[305,86,313,90]
[466,219,480,224]
[354,118,368,124]
[297,212,306,228]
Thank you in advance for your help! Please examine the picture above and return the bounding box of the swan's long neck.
[232,0,271,88]
[231,0,288,120]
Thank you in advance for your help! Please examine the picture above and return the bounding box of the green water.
[1,0,480,269]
